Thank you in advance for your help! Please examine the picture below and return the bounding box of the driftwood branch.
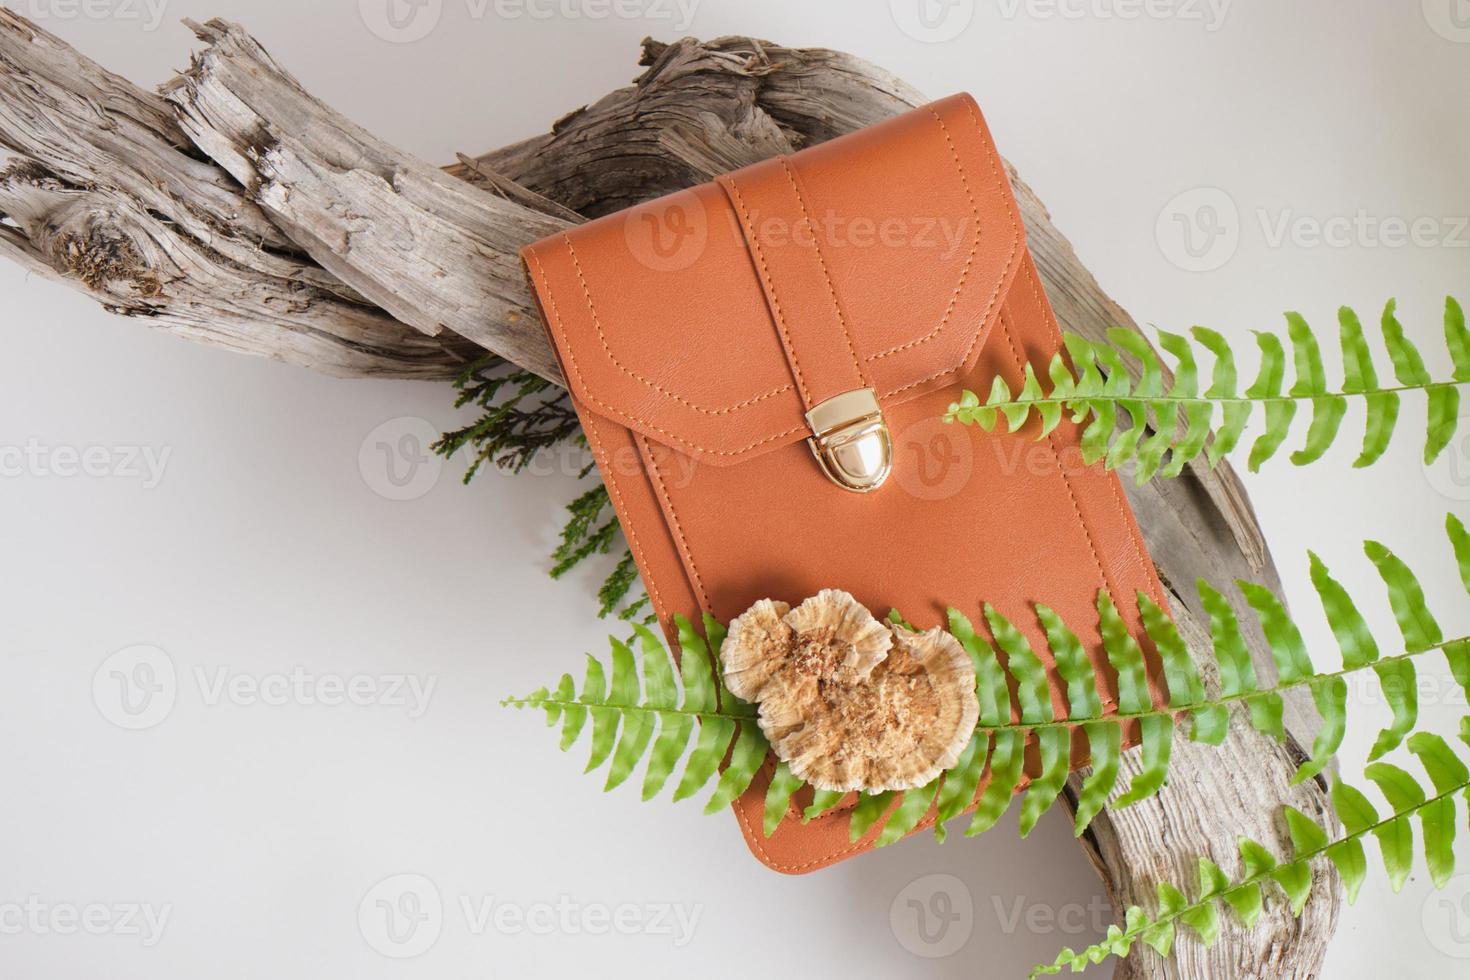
[164,18,571,382]
[0,13,1340,977]
[0,9,477,378]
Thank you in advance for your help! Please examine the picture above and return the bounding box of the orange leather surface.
[523,93,1167,874]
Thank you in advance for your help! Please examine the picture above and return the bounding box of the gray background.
[2,0,1468,977]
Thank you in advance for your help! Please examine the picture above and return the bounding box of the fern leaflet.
[1031,724,1470,977]
[506,516,1470,848]
[946,298,1470,482]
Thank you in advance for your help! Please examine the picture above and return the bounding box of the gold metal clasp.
[805,388,892,493]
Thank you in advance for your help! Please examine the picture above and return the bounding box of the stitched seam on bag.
[723,174,813,405]
[540,96,1022,450]
[874,111,1017,397]
[777,157,867,390]
[563,236,794,414]
[748,280,1150,864]
[581,413,664,620]
[996,310,1109,589]
[1106,476,1164,608]
[867,98,1017,364]
[996,306,1119,714]
[640,435,711,610]
[734,798,873,872]
[1020,259,1166,614]
[530,246,807,459]
[737,778,990,869]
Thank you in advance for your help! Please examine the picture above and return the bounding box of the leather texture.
[523,93,1167,874]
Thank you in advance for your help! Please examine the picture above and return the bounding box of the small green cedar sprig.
[433,356,582,480]
[552,485,648,620]
[433,357,646,618]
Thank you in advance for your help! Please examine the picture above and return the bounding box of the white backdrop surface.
[1,1,1468,977]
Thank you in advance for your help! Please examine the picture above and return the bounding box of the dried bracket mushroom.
[720,589,980,793]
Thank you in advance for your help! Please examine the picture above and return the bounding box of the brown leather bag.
[522,93,1166,874]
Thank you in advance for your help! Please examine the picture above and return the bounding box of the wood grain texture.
[0,10,478,378]
[165,19,571,382]
[0,16,1340,977]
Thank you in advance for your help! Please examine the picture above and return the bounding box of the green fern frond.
[507,516,1470,848]
[946,298,1470,482]
[883,514,1469,848]
[1030,726,1470,977]
[504,616,765,813]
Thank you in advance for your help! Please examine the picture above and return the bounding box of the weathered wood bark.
[0,14,1340,977]
[165,18,572,382]
[0,9,478,378]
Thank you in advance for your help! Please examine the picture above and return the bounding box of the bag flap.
[522,93,1026,466]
